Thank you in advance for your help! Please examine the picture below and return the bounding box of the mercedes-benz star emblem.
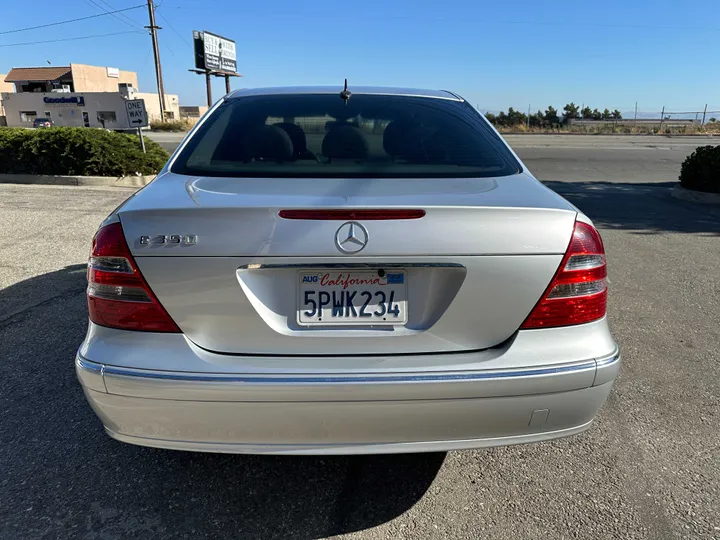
[334,221,369,254]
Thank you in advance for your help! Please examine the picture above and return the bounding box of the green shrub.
[679,145,720,193]
[0,127,169,176]
[150,120,191,132]
[0,128,29,173]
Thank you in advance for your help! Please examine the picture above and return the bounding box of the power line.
[0,5,145,35]
[0,30,144,48]
[156,9,191,48]
[95,0,145,29]
[85,0,144,30]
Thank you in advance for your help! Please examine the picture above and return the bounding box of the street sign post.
[125,99,148,153]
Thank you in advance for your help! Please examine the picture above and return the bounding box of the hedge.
[0,127,170,176]
[679,145,720,194]
[149,120,192,132]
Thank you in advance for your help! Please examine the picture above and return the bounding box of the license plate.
[297,270,407,326]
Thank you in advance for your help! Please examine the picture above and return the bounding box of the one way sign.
[125,99,148,128]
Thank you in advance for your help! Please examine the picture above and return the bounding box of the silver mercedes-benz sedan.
[76,86,620,454]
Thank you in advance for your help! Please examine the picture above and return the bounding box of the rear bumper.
[76,346,620,455]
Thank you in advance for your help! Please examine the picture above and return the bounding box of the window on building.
[19,111,37,122]
[44,111,52,118]
[165,111,175,120]
[97,111,117,124]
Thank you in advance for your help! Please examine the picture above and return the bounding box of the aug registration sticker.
[297,270,407,326]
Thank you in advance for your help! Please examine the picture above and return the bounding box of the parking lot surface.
[1,169,719,537]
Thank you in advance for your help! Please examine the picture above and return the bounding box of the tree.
[529,110,545,128]
[496,111,508,127]
[581,106,593,119]
[602,108,612,120]
[709,117,718,123]
[544,106,560,125]
[611,109,623,120]
[484,112,497,125]
[591,108,603,120]
[506,107,528,126]
[563,102,580,119]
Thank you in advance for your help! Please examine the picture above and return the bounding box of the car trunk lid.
[120,172,577,355]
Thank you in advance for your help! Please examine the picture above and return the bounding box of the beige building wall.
[136,92,180,121]
[180,105,209,125]
[70,63,138,92]
[0,73,14,120]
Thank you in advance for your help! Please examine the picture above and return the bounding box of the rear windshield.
[171,94,521,178]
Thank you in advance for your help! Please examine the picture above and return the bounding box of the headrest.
[383,121,411,156]
[383,121,425,161]
[322,125,369,160]
[423,127,481,165]
[245,125,293,162]
[273,122,307,155]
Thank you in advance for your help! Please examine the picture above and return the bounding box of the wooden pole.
[225,74,231,94]
[701,104,708,126]
[146,0,166,120]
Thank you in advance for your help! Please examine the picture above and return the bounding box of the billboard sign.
[192,30,237,74]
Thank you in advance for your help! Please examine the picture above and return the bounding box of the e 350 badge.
[138,235,198,246]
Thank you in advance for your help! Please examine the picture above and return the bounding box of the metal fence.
[479,105,720,126]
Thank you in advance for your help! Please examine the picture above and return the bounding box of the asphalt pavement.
[146,132,717,183]
[1,147,720,539]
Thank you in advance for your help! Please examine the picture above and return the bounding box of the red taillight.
[521,221,607,329]
[278,209,426,220]
[87,222,180,332]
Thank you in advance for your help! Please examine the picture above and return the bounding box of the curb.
[0,174,155,187]
[671,185,720,204]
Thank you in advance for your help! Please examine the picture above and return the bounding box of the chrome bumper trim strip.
[78,355,597,384]
[237,262,465,270]
[595,350,621,367]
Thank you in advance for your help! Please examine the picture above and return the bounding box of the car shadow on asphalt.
[0,264,445,540]
[544,181,720,235]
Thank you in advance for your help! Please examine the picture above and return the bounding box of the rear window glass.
[171,94,521,178]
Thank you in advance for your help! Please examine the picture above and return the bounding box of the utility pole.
[145,0,166,120]
[702,104,708,126]
[527,104,531,129]
[634,102,638,127]
[659,106,665,132]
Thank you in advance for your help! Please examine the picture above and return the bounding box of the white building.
[1,88,179,129]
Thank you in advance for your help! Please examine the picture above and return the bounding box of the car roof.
[227,86,463,101]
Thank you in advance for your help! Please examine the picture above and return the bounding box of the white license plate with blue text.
[297,270,408,326]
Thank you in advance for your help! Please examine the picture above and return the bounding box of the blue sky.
[2,0,719,115]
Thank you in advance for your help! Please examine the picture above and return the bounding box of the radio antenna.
[340,78,351,103]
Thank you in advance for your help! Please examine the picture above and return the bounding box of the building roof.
[4,66,72,82]
[228,86,463,101]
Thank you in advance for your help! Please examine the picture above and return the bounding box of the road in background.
[1,183,719,539]
[508,135,714,183]
[146,132,716,183]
